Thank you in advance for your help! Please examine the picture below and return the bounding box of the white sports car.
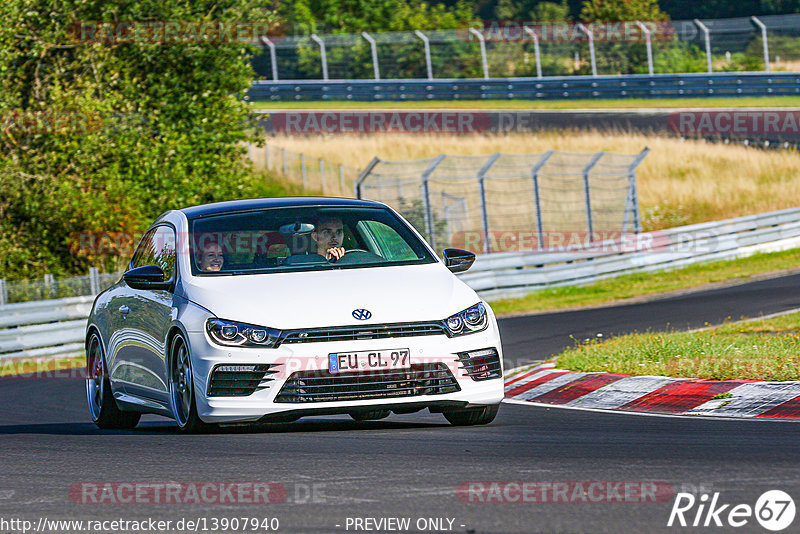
[85,198,504,432]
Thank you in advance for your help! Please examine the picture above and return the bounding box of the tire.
[169,334,215,433]
[350,409,391,421]
[86,333,141,430]
[443,404,500,426]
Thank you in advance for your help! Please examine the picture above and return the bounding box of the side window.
[151,226,177,279]
[131,229,157,269]
[357,221,418,261]
[131,226,177,279]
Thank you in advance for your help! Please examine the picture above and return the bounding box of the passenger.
[311,215,346,261]
[198,241,224,271]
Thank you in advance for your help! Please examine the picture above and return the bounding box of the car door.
[115,225,178,404]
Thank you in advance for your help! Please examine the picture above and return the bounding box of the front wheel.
[86,333,140,430]
[443,404,499,426]
[169,334,214,433]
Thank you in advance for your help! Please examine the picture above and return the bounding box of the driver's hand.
[326,247,345,261]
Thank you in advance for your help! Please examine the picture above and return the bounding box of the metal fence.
[252,14,800,82]
[0,268,120,306]
[354,149,649,254]
[249,142,361,197]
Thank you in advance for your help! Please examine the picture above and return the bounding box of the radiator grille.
[274,363,460,403]
[207,364,278,397]
[279,322,447,345]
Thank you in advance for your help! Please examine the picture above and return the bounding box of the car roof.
[179,197,386,219]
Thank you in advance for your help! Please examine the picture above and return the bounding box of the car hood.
[180,262,479,329]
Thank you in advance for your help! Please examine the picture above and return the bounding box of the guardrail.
[2,207,800,361]
[248,72,800,102]
[460,206,800,299]
[0,296,93,361]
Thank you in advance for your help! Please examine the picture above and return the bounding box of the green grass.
[0,354,84,377]
[555,312,800,381]
[251,96,800,110]
[488,248,800,316]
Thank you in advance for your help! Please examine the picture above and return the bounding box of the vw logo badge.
[352,309,372,320]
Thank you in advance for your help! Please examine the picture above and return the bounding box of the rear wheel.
[350,409,391,421]
[86,333,140,430]
[443,404,499,426]
[169,334,214,433]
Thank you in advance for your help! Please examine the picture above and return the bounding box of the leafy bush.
[0,0,293,281]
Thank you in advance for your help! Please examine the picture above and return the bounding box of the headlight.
[444,303,488,337]
[206,318,281,348]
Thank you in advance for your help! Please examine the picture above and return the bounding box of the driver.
[198,241,224,271]
[311,215,345,261]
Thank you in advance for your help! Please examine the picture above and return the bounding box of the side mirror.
[123,265,172,291]
[443,248,476,273]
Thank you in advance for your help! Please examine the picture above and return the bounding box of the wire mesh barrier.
[251,15,800,82]
[247,142,361,197]
[354,150,649,254]
[0,268,120,305]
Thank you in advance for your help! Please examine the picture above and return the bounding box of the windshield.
[188,205,437,276]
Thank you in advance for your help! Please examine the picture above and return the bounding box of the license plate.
[328,349,411,373]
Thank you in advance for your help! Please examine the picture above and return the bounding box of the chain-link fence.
[248,142,361,197]
[355,150,649,254]
[253,14,800,81]
[0,268,120,305]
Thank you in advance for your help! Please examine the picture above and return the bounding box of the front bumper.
[185,326,504,423]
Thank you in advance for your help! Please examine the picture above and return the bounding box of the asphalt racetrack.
[2,273,800,533]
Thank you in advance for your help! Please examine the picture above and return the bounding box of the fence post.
[282,148,287,175]
[362,32,380,80]
[300,153,307,188]
[523,26,542,79]
[582,152,605,239]
[44,273,55,299]
[577,23,597,77]
[354,157,381,199]
[694,19,713,74]
[414,30,433,80]
[339,164,345,196]
[530,150,555,250]
[310,34,329,80]
[319,158,325,194]
[635,21,654,76]
[260,36,278,81]
[0,279,6,306]
[468,28,490,79]
[751,16,770,72]
[89,267,100,295]
[420,155,447,250]
[477,153,501,254]
[623,147,649,236]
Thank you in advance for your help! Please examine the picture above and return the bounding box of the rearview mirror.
[443,248,476,273]
[123,265,172,291]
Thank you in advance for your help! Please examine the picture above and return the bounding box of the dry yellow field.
[262,131,800,230]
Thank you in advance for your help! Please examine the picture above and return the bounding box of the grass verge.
[488,248,800,316]
[251,96,800,110]
[555,312,800,381]
[0,355,84,377]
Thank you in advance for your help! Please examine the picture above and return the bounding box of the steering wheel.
[342,248,369,255]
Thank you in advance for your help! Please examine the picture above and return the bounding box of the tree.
[580,0,668,21]
[0,0,280,279]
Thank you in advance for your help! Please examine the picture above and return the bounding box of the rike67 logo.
[668,490,795,531]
